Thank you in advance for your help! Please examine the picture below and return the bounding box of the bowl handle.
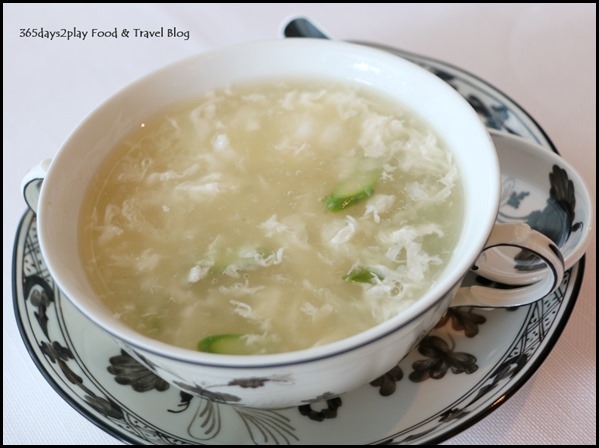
[21,159,51,213]
[281,17,331,39]
[453,223,565,307]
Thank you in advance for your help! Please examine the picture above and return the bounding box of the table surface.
[3,4,596,445]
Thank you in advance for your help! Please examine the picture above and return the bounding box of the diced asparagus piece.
[325,168,380,212]
[198,334,257,355]
[343,266,383,283]
[210,248,275,274]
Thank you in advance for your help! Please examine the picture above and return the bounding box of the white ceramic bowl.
[21,39,563,408]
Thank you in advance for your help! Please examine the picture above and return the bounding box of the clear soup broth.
[79,79,463,354]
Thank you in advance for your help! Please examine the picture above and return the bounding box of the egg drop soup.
[79,79,462,354]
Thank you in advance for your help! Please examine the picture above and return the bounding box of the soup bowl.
[21,39,565,408]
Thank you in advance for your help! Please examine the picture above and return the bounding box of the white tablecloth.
[3,4,595,445]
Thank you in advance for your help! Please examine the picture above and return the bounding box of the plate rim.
[11,210,138,445]
[425,256,584,444]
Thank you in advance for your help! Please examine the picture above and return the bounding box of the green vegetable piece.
[210,247,274,275]
[325,168,380,212]
[343,267,383,284]
[198,334,257,355]
[144,315,163,333]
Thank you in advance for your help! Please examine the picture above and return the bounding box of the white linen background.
[3,3,595,445]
